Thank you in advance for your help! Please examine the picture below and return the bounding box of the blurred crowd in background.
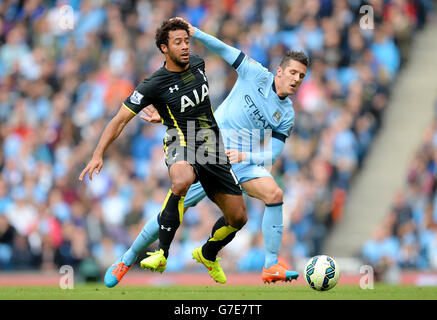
[362,100,437,282]
[0,0,435,281]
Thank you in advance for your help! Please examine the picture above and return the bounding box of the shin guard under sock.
[201,216,239,261]
[158,190,185,258]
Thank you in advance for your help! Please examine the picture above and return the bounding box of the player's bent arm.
[192,27,243,67]
[79,105,135,181]
[92,105,136,158]
[245,135,285,166]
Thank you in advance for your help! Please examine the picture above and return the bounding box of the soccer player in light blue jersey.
[104,18,308,286]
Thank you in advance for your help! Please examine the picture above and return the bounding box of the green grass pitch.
[0,283,436,300]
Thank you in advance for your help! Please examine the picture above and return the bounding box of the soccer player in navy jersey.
[103,18,308,286]
[80,19,247,285]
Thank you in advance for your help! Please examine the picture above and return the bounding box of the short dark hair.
[155,19,190,53]
[279,50,309,68]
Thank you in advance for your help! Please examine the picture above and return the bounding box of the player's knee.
[264,187,283,204]
[228,204,247,229]
[171,178,192,196]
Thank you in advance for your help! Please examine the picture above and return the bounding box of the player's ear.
[276,65,283,78]
[161,44,168,54]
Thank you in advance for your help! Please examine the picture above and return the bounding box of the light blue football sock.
[122,213,160,266]
[262,202,284,269]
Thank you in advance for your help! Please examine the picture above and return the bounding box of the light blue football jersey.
[213,55,295,153]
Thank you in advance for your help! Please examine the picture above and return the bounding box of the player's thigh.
[241,176,283,204]
[213,192,247,229]
[198,162,241,201]
[196,162,246,226]
[168,161,196,195]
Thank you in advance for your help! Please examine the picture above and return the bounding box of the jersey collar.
[272,81,287,100]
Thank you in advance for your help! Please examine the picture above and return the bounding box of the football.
[304,255,340,291]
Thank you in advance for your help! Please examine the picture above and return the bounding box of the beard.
[168,49,189,68]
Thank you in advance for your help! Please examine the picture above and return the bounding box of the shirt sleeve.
[122,79,155,115]
[192,27,267,81]
[235,55,270,81]
[274,111,295,139]
[246,136,285,166]
[192,27,242,67]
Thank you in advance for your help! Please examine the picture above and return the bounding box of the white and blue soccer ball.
[304,255,340,291]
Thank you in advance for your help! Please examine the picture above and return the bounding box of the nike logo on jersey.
[258,88,264,95]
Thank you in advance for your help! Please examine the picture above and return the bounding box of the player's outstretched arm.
[79,105,135,181]
[172,17,241,67]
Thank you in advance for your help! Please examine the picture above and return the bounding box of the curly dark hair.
[155,19,190,53]
[279,50,309,68]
